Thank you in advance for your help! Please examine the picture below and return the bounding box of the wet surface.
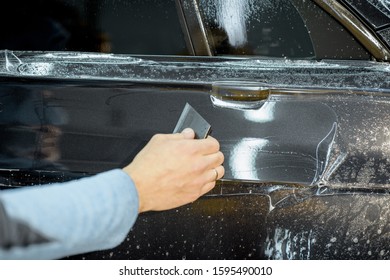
[66,181,390,260]
[2,51,390,258]
[1,74,389,187]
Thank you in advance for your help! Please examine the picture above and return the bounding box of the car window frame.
[176,0,390,61]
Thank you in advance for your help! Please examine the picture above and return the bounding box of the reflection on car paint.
[230,138,268,180]
[4,51,390,259]
[222,97,338,184]
[3,51,390,188]
[243,102,275,123]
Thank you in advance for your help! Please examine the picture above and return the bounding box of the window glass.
[196,0,370,59]
[367,0,390,18]
[341,0,390,50]
[0,0,189,55]
[0,0,372,59]
[342,0,390,29]
[197,0,314,57]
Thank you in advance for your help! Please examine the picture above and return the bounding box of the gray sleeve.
[0,169,139,259]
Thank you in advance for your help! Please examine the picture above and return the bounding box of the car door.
[2,0,390,259]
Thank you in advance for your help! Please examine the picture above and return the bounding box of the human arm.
[0,128,224,259]
[0,169,138,259]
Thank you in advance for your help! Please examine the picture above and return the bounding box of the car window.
[197,0,314,57]
[372,0,390,18]
[0,0,373,60]
[341,0,390,49]
[0,0,189,55]
[342,0,390,29]
[194,0,370,59]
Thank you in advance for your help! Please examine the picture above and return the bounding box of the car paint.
[1,50,390,259]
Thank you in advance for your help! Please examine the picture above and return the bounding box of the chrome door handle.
[211,81,270,109]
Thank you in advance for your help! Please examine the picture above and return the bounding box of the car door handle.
[210,81,344,109]
[210,81,270,109]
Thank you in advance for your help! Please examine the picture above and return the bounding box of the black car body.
[1,0,390,259]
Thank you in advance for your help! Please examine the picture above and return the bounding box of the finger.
[201,165,225,185]
[181,128,195,139]
[188,165,225,201]
[201,152,224,170]
[156,130,192,141]
[200,181,217,196]
[215,165,225,180]
[205,165,225,183]
[190,152,224,176]
[162,128,195,140]
[196,136,220,155]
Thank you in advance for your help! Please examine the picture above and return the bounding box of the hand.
[123,128,224,213]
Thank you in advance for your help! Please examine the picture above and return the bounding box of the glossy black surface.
[1,0,390,262]
[2,52,390,185]
[1,57,389,185]
[2,51,390,259]
[69,181,390,260]
[0,79,334,184]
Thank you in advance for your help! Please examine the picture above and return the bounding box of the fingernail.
[182,128,195,139]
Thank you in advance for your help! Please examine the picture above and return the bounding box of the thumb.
[181,128,195,139]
